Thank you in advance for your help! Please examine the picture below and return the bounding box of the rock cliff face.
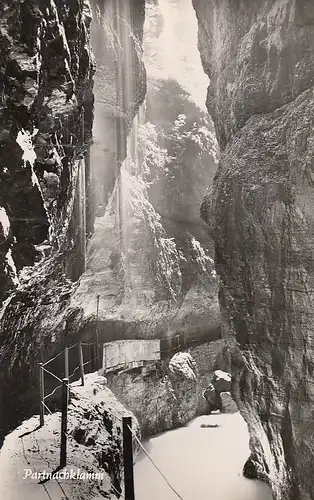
[70,80,220,344]
[193,1,314,499]
[90,0,146,209]
[0,0,94,294]
[68,0,220,342]
[0,0,95,440]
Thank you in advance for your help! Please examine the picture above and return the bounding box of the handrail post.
[60,378,69,468]
[104,343,106,374]
[122,416,135,500]
[96,295,100,370]
[78,341,84,386]
[64,346,69,379]
[64,346,69,404]
[39,363,44,427]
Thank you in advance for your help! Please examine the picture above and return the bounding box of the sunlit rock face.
[0,0,94,439]
[193,0,314,498]
[70,0,220,340]
[71,91,220,341]
[90,0,146,210]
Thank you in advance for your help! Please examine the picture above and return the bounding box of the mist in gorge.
[73,0,219,339]
[144,0,209,109]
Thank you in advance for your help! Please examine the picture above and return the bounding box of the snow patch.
[0,207,10,238]
[16,129,36,167]
[5,249,19,286]
[0,295,13,322]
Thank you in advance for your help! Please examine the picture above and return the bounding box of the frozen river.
[134,412,273,500]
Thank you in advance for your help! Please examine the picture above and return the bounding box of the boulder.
[220,392,237,413]
[168,352,197,381]
[243,455,260,479]
[211,370,231,393]
[203,383,219,412]
[243,453,268,482]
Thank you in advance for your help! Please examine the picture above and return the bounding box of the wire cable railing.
[42,350,64,367]
[128,424,185,500]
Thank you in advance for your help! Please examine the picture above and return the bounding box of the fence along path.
[36,336,187,500]
[39,328,222,428]
[35,292,221,498]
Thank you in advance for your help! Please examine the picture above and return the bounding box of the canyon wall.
[70,0,220,342]
[193,1,314,499]
[0,0,95,440]
[0,0,95,295]
[0,0,147,441]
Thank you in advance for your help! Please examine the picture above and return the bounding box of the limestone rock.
[203,383,219,411]
[211,370,231,393]
[193,0,314,498]
[220,392,237,414]
[243,453,269,483]
[169,352,197,381]
[243,455,260,480]
[0,0,94,295]
[204,370,234,413]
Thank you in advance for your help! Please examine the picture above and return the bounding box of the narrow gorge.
[0,1,313,499]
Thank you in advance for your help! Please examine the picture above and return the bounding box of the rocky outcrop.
[193,1,314,499]
[203,369,237,413]
[105,340,229,436]
[212,370,231,393]
[203,383,218,411]
[220,392,237,414]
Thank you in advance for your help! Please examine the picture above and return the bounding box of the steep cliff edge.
[193,1,314,499]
